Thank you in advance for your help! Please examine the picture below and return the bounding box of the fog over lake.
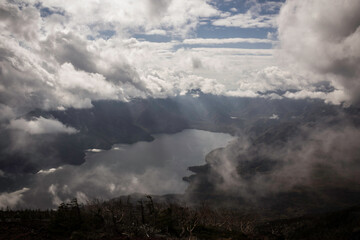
[22,129,234,208]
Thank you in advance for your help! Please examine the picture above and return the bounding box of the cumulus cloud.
[0,0,228,117]
[277,0,360,105]
[0,2,40,42]
[226,66,321,99]
[0,0,292,120]
[212,11,276,28]
[3,0,354,121]
[164,47,275,90]
[283,89,350,105]
[38,0,219,37]
[0,23,127,112]
[236,66,310,92]
[8,117,78,135]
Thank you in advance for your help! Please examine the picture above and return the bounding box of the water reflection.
[25,129,234,208]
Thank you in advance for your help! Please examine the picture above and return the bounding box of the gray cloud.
[0,104,15,122]
[0,187,29,209]
[147,0,172,19]
[0,2,40,42]
[277,0,360,105]
[0,1,226,117]
[190,118,360,207]
[40,32,141,88]
[42,32,98,73]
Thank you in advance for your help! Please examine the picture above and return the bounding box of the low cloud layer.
[0,188,29,209]
[188,119,360,209]
[9,117,78,135]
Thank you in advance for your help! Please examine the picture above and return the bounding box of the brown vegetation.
[0,197,360,239]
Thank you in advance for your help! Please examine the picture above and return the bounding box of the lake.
[25,129,234,207]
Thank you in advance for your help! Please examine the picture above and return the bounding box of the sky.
[1,0,359,124]
[0,0,360,208]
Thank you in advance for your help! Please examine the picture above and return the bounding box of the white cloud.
[0,1,221,116]
[9,117,78,135]
[0,0,286,119]
[56,63,124,107]
[37,167,63,175]
[2,0,355,124]
[100,37,276,95]
[36,0,220,37]
[183,37,273,45]
[237,66,312,92]
[145,29,167,35]
[48,184,63,206]
[269,114,279,120]
[190,47,274,56]
[283,89,350,105]
[226,89,259,98]
[86,149,103,153]
[212,11,276,28]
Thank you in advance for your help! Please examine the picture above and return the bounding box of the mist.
[1,129,233,209]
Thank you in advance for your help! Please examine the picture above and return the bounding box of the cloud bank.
[187,119,360,211]
[0,0,226,118]
[1,0,359,121]
[277,0,360,105]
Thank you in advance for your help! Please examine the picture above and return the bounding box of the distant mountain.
[0,94,345,175]
[2,94,360,215]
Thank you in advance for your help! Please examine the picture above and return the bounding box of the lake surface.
[84,129,234,194]
[26,129,234,207]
